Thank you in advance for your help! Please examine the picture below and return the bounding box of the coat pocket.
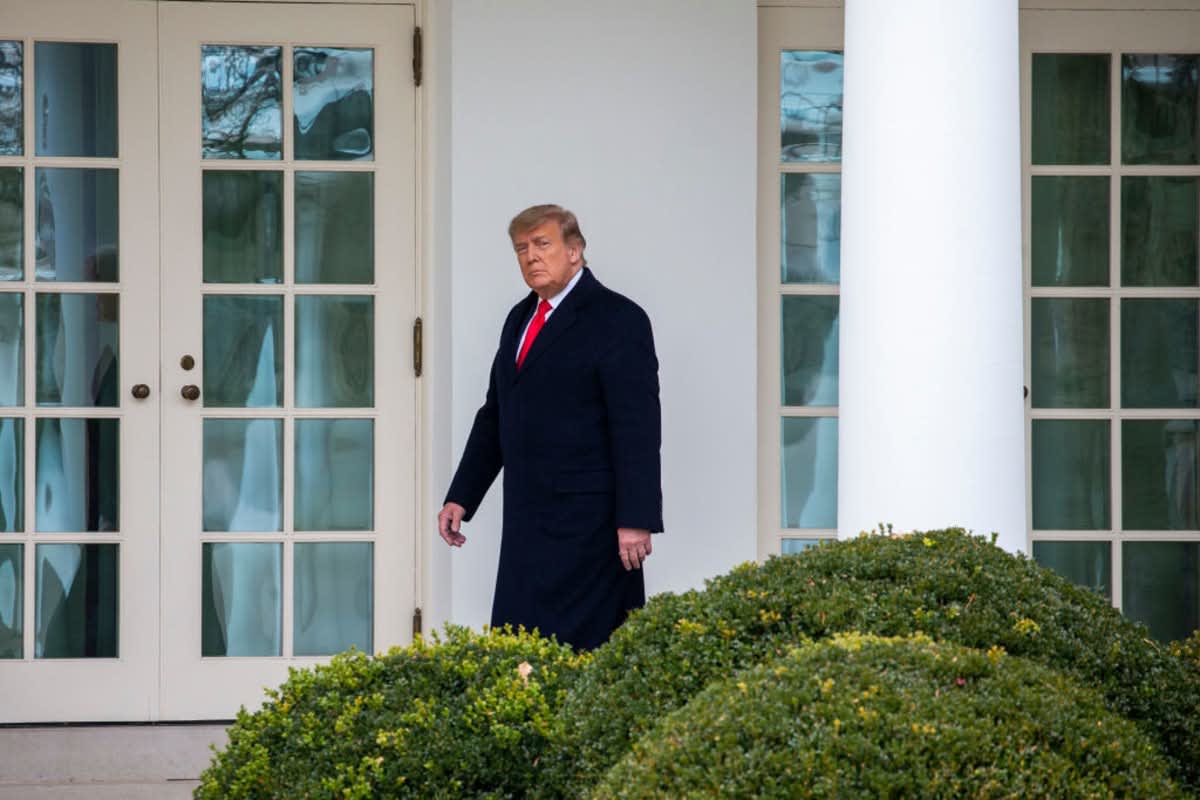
[553,469,615,494]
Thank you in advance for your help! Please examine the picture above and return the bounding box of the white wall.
[439,0,759,629]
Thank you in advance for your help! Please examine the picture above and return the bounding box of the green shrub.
[543,529,1200,796]
[593,634,1184,799]
[196,626,587,799]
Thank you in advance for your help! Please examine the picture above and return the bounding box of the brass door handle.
[181,384,201,401]
[131,384,151,400]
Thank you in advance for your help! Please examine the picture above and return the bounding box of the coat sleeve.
[443,352,503,521]
[598,303,664,532]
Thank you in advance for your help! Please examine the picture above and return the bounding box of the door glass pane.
[0,418,23,532]
[0,167,21,280]
[781,416,837,528]
[203,418,283,532]
[781,538,822,555]
[0,42,22,156]
[202,171,283,284]
[0,543,20,658]
[35,543,118,658]
[295,171,373,284]
[203,294,283,408]
[1123,541,1200,643]
[1121,176,1198,287]
[1121,298,1198,408]
[1123,420,1198,530]
[1030,297,1109,408]
[0,293,22,405]
[202,45,282,160]
[294,541,372,656]
[295,295,373,408]
[1031,176,1108,287]
[295,419,372,531]
[34,42,117,158]
[782,295,838,406]
[35,168,119,282]
[36,293,119,407]
[1122,54,1199,165]
[1032,540,1111,599]
[1032,419,1110,530]
[781,173,840,284]
[780,50,843,163]
[1032,54,1110,165]
[35,418,119,532]
[294,48,374,161]
[201,542,281,656]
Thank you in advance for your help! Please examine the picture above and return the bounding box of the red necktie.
[517,299,552,368]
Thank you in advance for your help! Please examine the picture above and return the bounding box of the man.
[437,204,663,650]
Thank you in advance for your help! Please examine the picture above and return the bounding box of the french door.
[0,0,416,721]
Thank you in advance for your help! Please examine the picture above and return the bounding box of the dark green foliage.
[195,626,587,799]
[543,529,1200,796]
[593,635,1184,799]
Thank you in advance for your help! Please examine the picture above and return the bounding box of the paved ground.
[0,724,228,799]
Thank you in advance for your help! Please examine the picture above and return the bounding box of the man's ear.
[567,243,582,265]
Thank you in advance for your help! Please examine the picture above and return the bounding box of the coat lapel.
[514,267,598,379]
[502,294,536,385]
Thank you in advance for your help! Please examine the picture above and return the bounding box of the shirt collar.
[542,267,584,311]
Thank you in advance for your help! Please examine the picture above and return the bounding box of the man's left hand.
[618,528,652,571]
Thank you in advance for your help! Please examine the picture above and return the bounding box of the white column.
[838,0,1026,552]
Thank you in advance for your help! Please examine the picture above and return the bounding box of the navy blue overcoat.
[445,267,663,650]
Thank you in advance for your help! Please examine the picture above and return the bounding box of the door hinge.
[412,607,423,638]
[412,26,423,87]
[413,317,423,377]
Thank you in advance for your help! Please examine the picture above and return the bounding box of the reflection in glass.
[1031,176,1108,287]
[1123,420,1198,530]
[0,42,22,156]
[202,542,281,656]
[294,542,372,656]
[203,418,283,532]
[35,418,119,532]
[1123,542,1199,643]
[780,51,842,163]
[781,538,822,556]
[294,48,374,161]
[1032,419,1110,530]
[1030,298,1108,408]
[295,296,373,407]
[781,416,836,528]
[0,544,20,658]
[203,295,283,408]
[35,543,117,658]
[34,43,117,158]
[296,419,373,531]
[1032,54,1110,165]
[1031,540,1111,599]
[34,168,119,282]
[1122,54,1199,165]
[782,295,838,406]
[0,168,21,280]
[295,172,374,284]
[203,171,283,284]
[0,293,22,405]
[0,419,23,532]
[36,293,119,407]
[1121,176,1198,287]
[1122,299,1198,408]
[202,45,282,160]
[781,174,839,283]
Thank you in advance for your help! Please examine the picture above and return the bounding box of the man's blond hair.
[508,204,587,265]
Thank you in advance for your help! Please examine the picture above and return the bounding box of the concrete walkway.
[0,724,228,799]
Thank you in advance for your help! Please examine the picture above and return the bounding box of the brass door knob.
[181,384,201,401]
[131,384,151,400]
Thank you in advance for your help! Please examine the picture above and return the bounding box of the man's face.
[512,221,582,299]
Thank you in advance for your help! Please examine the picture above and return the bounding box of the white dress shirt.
[516,267,584,359]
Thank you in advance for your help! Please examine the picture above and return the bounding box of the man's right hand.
[438,502,467,547]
